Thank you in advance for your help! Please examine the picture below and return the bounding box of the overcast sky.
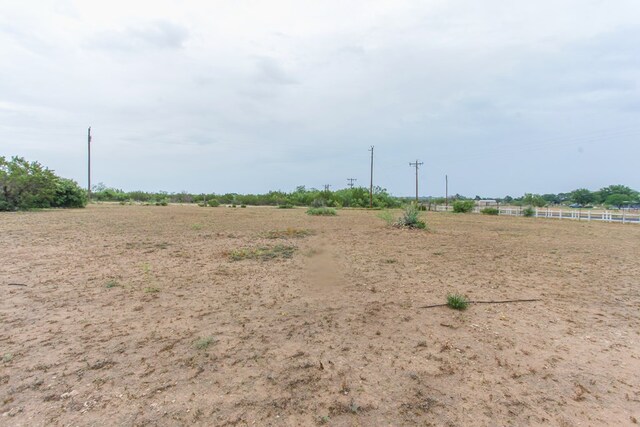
[1,1,639,197]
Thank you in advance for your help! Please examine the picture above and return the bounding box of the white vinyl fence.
[432,205,640,224]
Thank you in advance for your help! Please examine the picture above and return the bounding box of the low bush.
[207,199,220,207]
[278,203,294,209]
[452,200,475,213]
[395,204,426,229]
[306,207,337,216]
[481,207,499,215]
[522,206,535,217]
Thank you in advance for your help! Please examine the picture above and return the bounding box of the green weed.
[395,203,427,229]
[377,210,395,226]
[194,336,215,350]
[446,293,469,310]
[105,280,118,289]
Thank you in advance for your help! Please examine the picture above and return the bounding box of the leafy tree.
[522,193,546,207]
[605,193,631,208]
[0,156,86,211]
[597,185,636,200]
[570,188,594,206]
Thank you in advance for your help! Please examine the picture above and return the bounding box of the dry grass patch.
[228,244,297,261]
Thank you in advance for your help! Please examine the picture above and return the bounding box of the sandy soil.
[1,204,639,426]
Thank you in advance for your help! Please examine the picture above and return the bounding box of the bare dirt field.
[1,204,639,426]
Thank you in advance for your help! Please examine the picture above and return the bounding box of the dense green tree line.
[0,156,86,211]
[91,184,402,208]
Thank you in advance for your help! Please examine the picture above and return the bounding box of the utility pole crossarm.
[347,178,357,189]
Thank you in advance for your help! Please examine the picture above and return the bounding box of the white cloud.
[0,0,639,195]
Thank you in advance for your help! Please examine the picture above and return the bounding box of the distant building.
[476,199,498,207]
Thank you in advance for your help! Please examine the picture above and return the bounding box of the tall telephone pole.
[445,174,449,208]
[368,146,374,208]
[347,178,357,189]
[409,159,423,204]
[323,184,332,192]
[87,127,92,201]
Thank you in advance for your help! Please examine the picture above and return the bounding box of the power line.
[347,178,357,189]
[409,159,423,203]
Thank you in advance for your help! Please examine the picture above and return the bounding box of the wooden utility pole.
[368,146,374,208]
[347,178,357,189]
[409,159,423,204]
[87,127,92,201]
[445,174,448,208]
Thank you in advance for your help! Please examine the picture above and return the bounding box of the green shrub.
[53,178,87,208]
[522,206,535,217]
[446,293,469,310]
[240,204,247,208]
[278,203,294,209]
[452,200,475,213]
[155,198,168,206]
[481,207,499,215]
[395,203,426,229]
[207,199,220,207]
[306,207,337,216]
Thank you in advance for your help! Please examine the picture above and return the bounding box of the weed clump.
[446,293,469,310]
[229,245,296,261]
[377,210,395,226]
[194,336,215,350]
[395,204,427,229]
[278,203,294,209]
[307,207,337,216]
[105,280,118,289]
